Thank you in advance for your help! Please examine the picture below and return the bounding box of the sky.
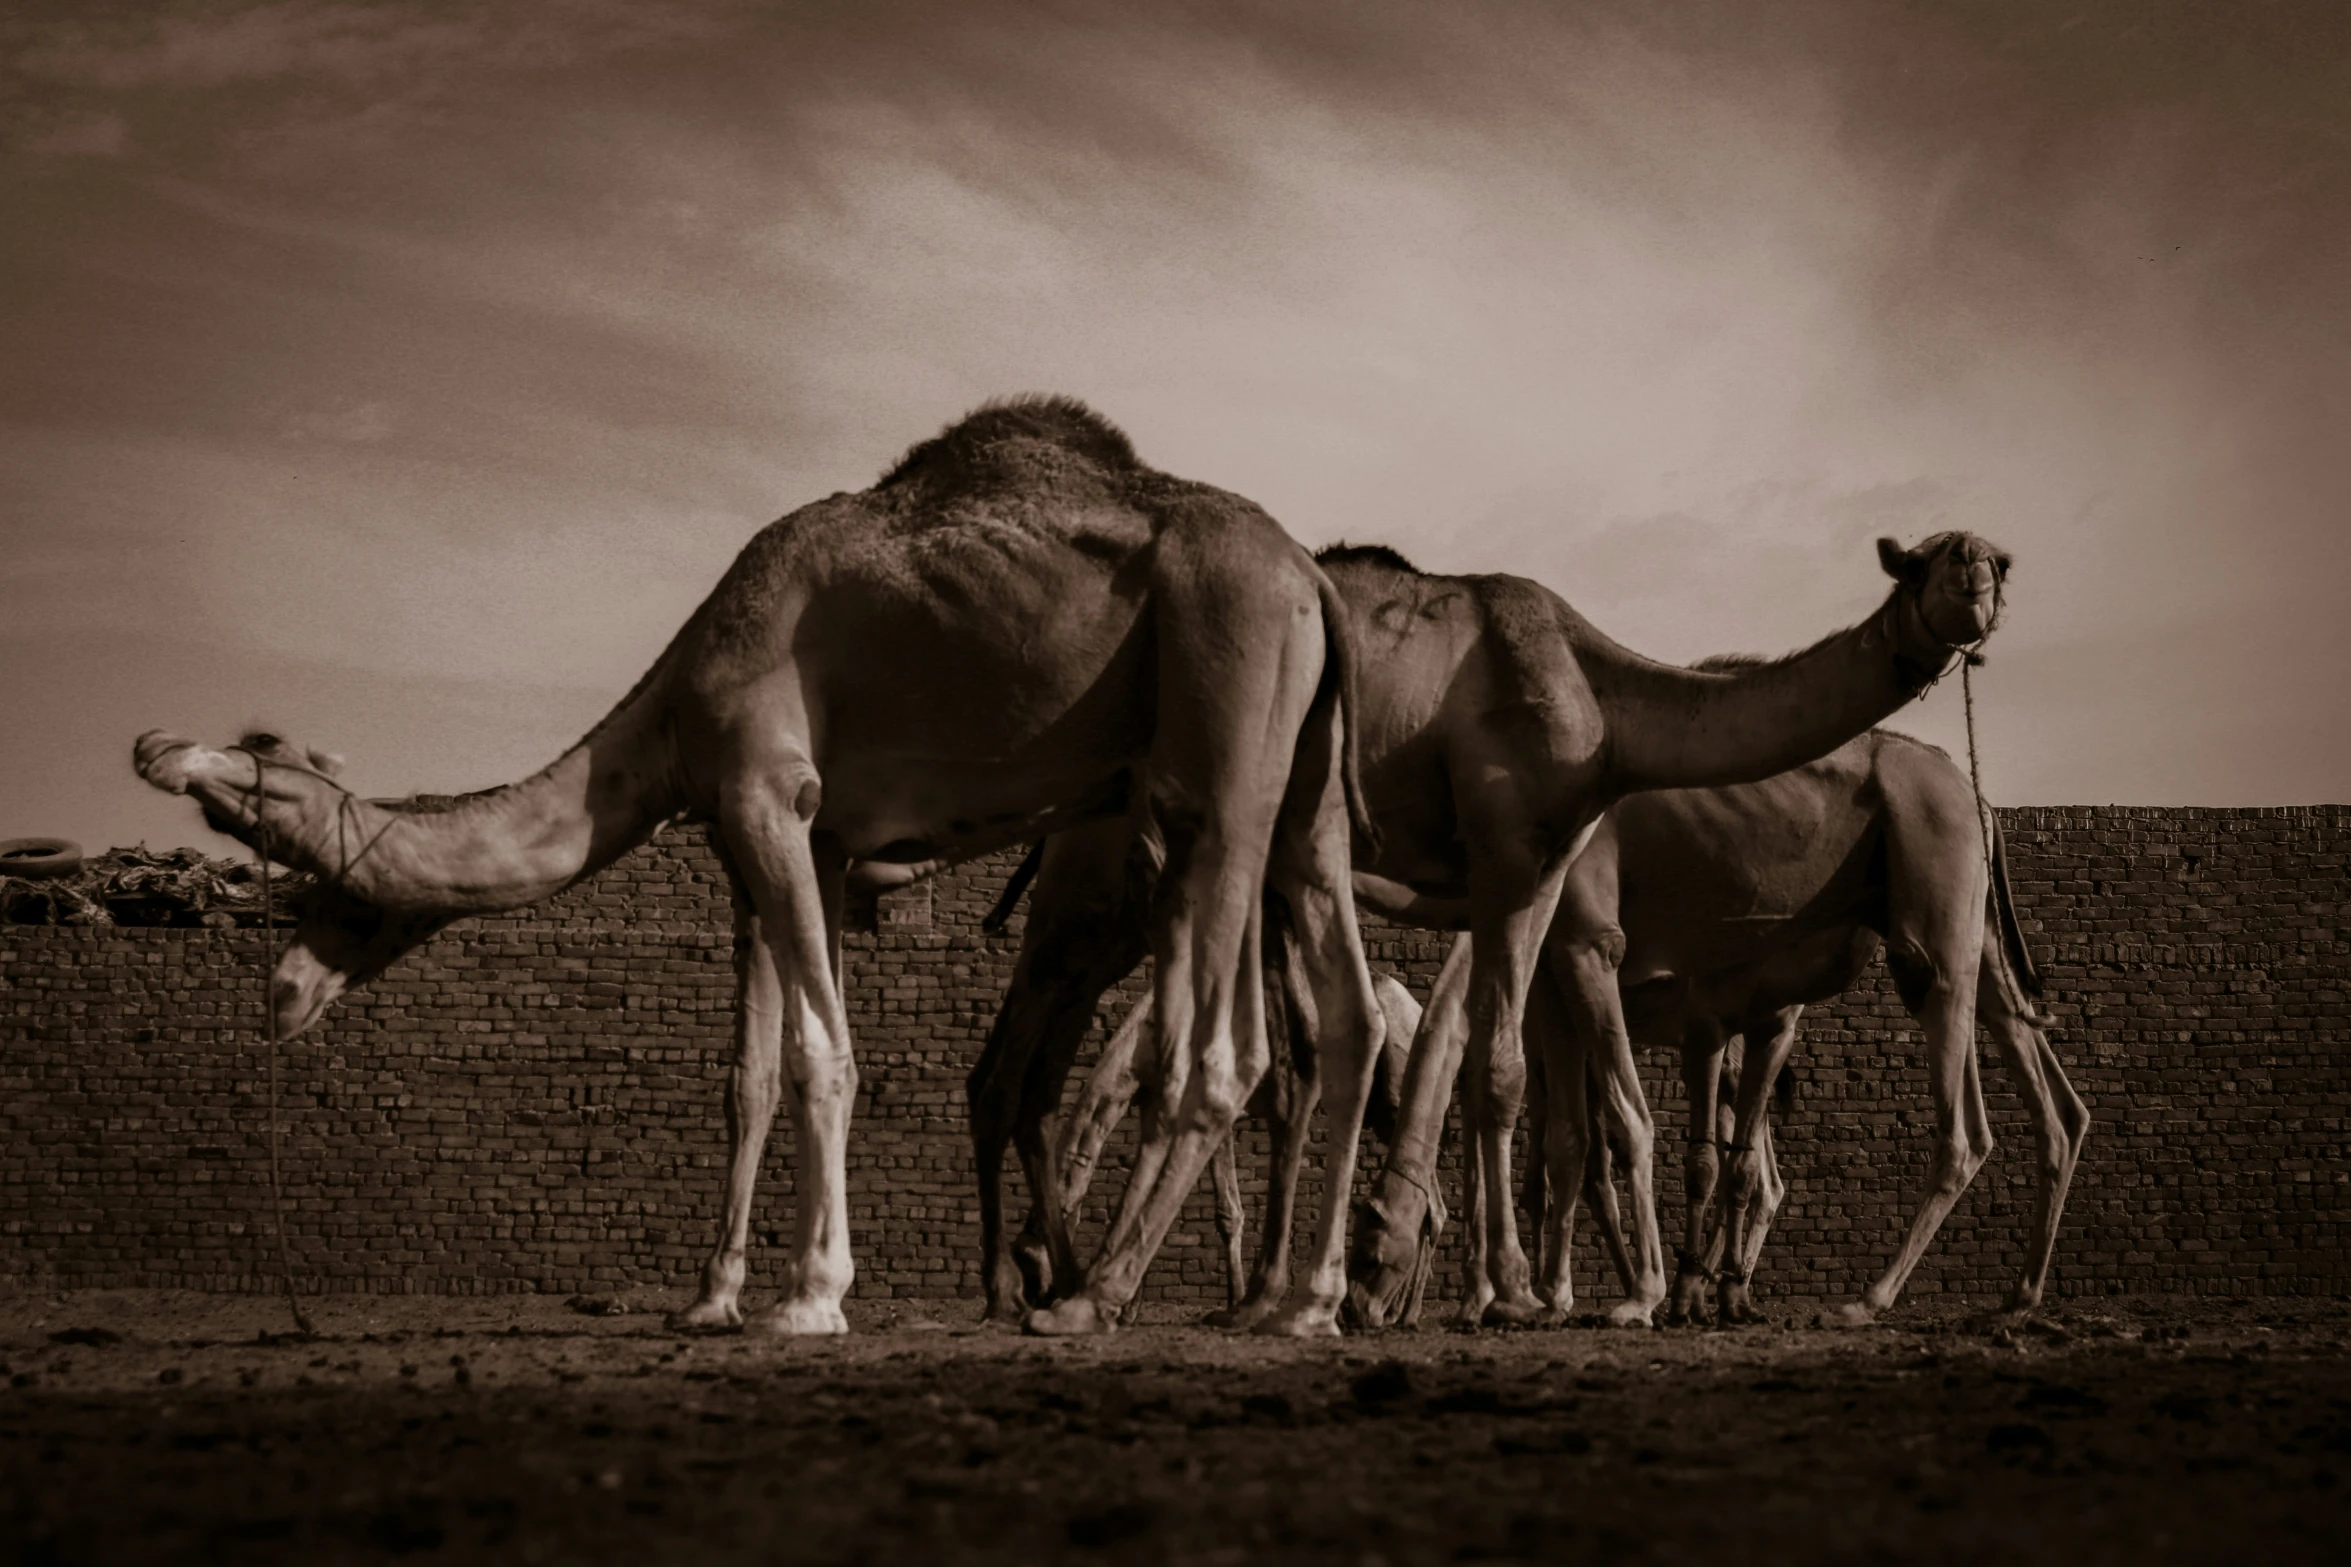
[3,0,2347,858]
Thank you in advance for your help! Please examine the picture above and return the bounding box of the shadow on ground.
[1,1291,2345,1564]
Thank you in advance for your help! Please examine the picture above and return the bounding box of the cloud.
[18,110,126,156]
[1,0,2346,829]
[11,0,728,92]
[279,395,398,444]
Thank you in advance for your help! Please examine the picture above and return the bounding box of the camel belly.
[817,759,1134,864]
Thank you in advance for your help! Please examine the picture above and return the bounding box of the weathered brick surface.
[1,807,2343,1307]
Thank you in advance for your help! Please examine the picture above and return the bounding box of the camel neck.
[1579,589,1950,796]
[289,683,684,915]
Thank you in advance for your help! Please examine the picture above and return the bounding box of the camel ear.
[1877,536,1928,589]
[307,749,345,778]
[1991,550,2013,581]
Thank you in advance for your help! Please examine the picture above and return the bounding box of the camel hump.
[1315,541,1422,576]
[875,395,1141,491]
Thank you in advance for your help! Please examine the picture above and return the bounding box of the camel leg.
[1522,1035,1551,1279]
[1209,1129,1247,1311]
[1345,933,1473,1331]
[1455,1138,1492,1328]
[1028,560,1324,1335]
[1254,689,1385,1339]
[1667,1013,1727,1326]
[1054,991,1155,1238]
[1737,1103,1787,1283]
[1583,1069,1635,1300]
[1027,885,1273,1334]
[693,767,858,1336]
[1528,955,1595,1324]
[1715,1006,1802,1326]
[1978,939,2090,1319]
[1542,963,1636,1315]
[1459,870,1571,1327]
[673,866,787,1332]
[1829,943,1993,1328]
[1012,935,1153,1307]
[967,822,1147,1323]
[1546,925,1665,1327]
[1209,1024,1319,1330]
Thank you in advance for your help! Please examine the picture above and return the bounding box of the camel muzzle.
[270,939,350,1039]
[133,730,212,794]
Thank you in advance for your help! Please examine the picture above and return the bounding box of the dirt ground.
[1,1288,2345,1566]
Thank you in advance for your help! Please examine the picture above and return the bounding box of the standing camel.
[973,531,2012,1334]
[1357,728,2090,1331]
[133,397,1385,1338]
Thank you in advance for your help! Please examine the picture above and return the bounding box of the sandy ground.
[1,1288,2345,1565]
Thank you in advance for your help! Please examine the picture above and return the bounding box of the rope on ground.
[252,756,316,1336]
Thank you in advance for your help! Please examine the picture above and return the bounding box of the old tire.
[0,838,82,881]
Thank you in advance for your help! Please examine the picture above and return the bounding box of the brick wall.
[1,807,2343,1309]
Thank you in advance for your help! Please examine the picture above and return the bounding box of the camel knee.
[1681,1137,1717,1192]
[1612,1100,1655,1166]
[2038,1112,2087,1185]
[1721,1147,1768,1211]
[1561,928,1626,977]
[1186,1059,1253,1130]
[2059,1096,2092,1160]
[1466,1054,1529,1119]
[794,1044,858,1114]
[729,1060,782,1129]
[1929,1133,1989,1199]
[963,1056,1004,1117]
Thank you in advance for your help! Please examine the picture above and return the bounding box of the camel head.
[1342,1187,1443,1331]
[134,726,354,852]
[1877,531,2010,653]
[132,728,448,1036]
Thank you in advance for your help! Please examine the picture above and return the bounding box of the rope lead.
[1963,660,2026,1016]
[253,757,315,1336]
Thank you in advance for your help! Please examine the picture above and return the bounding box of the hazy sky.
[4,0,2346,856]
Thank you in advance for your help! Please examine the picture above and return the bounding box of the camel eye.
[243,732,282,752]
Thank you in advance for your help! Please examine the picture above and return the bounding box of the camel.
[1356,728,2091,1331]
[132,396,1387,1338]
[1045,967,1430,1323]
[971,530,2012,1333]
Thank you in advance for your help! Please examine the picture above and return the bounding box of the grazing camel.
[973,531,2012,1334]
[1045,968,1429,1322]
[134,397,1385,1338]
[1365,729,2090,1331]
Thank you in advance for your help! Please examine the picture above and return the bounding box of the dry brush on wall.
[0,808,2344,1307]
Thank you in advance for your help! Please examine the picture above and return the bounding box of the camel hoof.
[1011,1242,1055,1304]
[1819,1301,1877,1330]
[1481,1294,1545,1328]
[667,1299,743,1334]
[1604,1301,1658,1330]
[754,1298,849,1336]
[1667,1274,1711,1326]
[1254,1302,1342,1338]
[978,1301,1030,1331]
[1716,1283,1765,1326]
[1203,1298,1278,1332]
[1024,1296,1116,1337]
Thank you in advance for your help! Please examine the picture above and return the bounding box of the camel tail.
[1315,573,1381,858]
[981,840,1045,935]
[1986,812,2052,1026]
